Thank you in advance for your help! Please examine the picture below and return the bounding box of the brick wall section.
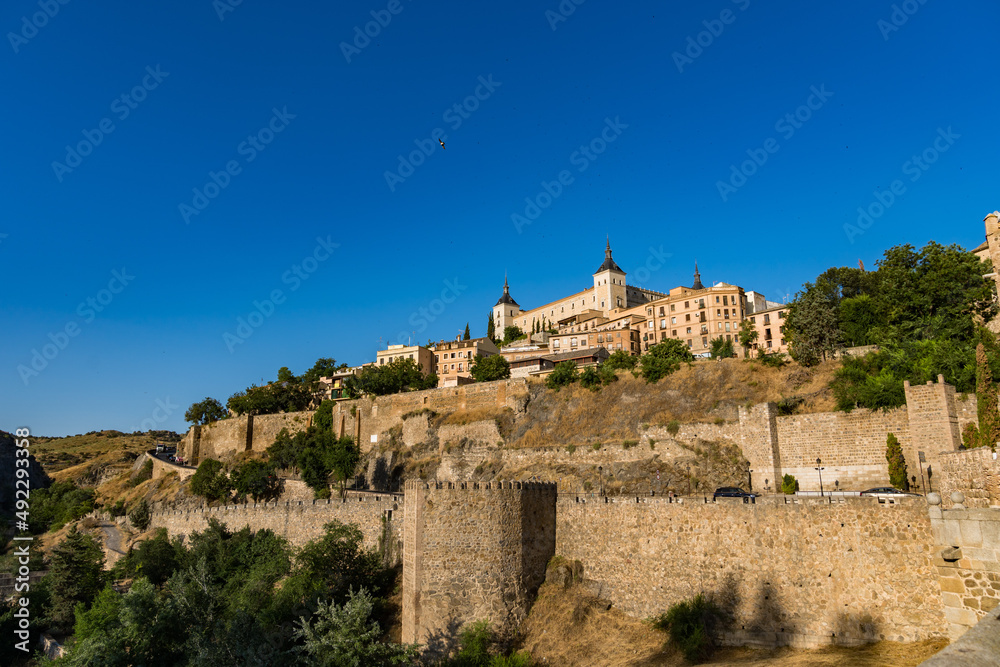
[401,481,557,644]
[928,499,1000,639]
[775,409,910,492]
[938,448,1000,508]
[905,377,963,486]
[148,493,402,549]
[555,495,946,647]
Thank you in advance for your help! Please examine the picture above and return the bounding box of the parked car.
[713,486,755,500]
[860,487,922,500]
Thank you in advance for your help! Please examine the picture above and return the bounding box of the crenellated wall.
[937,447,1000,509]
[556,494,947,647]
[148,492,402,549]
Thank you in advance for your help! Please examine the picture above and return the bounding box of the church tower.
[493,275,521,335]
[593,238,627,313]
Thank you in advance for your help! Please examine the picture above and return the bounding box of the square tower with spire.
[593,237,627,312]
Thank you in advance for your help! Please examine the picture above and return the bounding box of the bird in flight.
[439,139,446,150]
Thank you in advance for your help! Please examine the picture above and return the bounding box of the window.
[670,304,675,312]
[716,296,720,303]
[686,327,692,334]
[725,323,731,332]
[660,319,666,329]
[684,301,689,309]
[750,316,756,324]
[764,314,771,325]
[672,329,677,336]
[597,334,603,343]
[687,339,692,348]
[659,307,665,316]
[723,295,728,306]
[685,314,691,322]
[718,322,723,330]
[451,364,455,370]
[780,326,785,334]
[717,309,722,317]
[724,309,729,318]
[702,337,708,347]
[671,316,676,324]
[766,340,773,349]
[726,334,731,342]
[458,363,463,371]
[778,311,785,319]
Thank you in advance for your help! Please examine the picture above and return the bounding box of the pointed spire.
[496,273,518,307]
[692,262,704,290]
[595,237,623,274]
[504,272,509,293]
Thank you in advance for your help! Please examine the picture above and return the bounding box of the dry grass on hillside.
[518,584,948,667]
[511,358,840,449]
[32,431,176,475]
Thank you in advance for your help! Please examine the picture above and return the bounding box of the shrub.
[781,474,799,495]
[546,362,579,391]
[713,418,724,426]
[653,594,724,663]
[758,351,788,368]
[566,444,576,455]
[649,439,657,449]
[622,440,637,449]
[592,443,602,451]
[190,459,231,503]
[131,459,154,487]
[640,340,694,384]
[128,499,151,531]
[108,500,127,518]
[667,420,680,436]
[28,480,96,533]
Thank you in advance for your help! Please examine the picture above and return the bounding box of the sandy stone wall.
[928,499,1000,638]
[253,411,313,448]
[145,452,196,481]
[938,448,1000,508]
[775,408,910,492]
[402,481,557,645]
[555,495,946,648]
[148,492,402,549]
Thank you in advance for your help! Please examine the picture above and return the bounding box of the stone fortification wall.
[148,492,402,549]
[774,408,910,492]
[144,452,196,481]
[937,448,1000,509]
[927,495,1000,639]
[253,411,314,448]
[555,495,946,648]
[402,481,557,645]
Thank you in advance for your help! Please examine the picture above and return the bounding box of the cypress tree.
[487,312,495,342]
[463,323,471,340]
[975,343,1000,451]
[885,432,908,490]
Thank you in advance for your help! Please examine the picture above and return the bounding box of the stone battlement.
[404,479,557,492]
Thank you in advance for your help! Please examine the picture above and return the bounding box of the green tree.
[737,319,758,359]
[464,323,471,340]
[295,429,361,497]
[230,460,282,502]
[502,325,525,346]
[604,350,637,371]
[185,397,228,426]
[227,381,313,416]
[128,498,151,531]
[314,399,335,432]
[786,282,843,366]
[46,526,106,631]
[113,528,184,586]
[487,312,496,342]
[348,358,437,397]
[293,588,418,667]
[963,343,1000,451]
[28,480,96,533]
[302,357,341,386]
[277,366,296,383]
[885,432,908,490]
[469,354,511,382]
[545,361,579,390]
[653,594,724,663]
[709,337,735,359]
[190,459,232,503]
[639,339,693,384]
[839,294,879,347]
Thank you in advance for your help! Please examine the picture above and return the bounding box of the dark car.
[860,487,921,500]
[713,486,755,500]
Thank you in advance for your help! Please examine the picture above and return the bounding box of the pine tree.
[463,323,471,340]
[487,312,495,342]
[886,432,908,490]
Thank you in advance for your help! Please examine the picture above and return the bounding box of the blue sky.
[2,0,998,436]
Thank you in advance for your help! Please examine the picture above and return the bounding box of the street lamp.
[598,466,604,497]
[815,457,825,497]
[686,464,692,495]
[745,461,752,492]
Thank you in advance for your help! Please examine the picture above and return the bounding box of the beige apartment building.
[548,310,643,356]
[432,337,500,386]
[745,304,789,355]
[622,266,747,356]
[376,344,436,376]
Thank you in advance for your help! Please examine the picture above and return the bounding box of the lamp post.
[745,461,752,492]
[686,464,692,495]
[815,457,825,497]
[598,466,604,497]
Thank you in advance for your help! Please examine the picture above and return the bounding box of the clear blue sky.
[3,0,998,436]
